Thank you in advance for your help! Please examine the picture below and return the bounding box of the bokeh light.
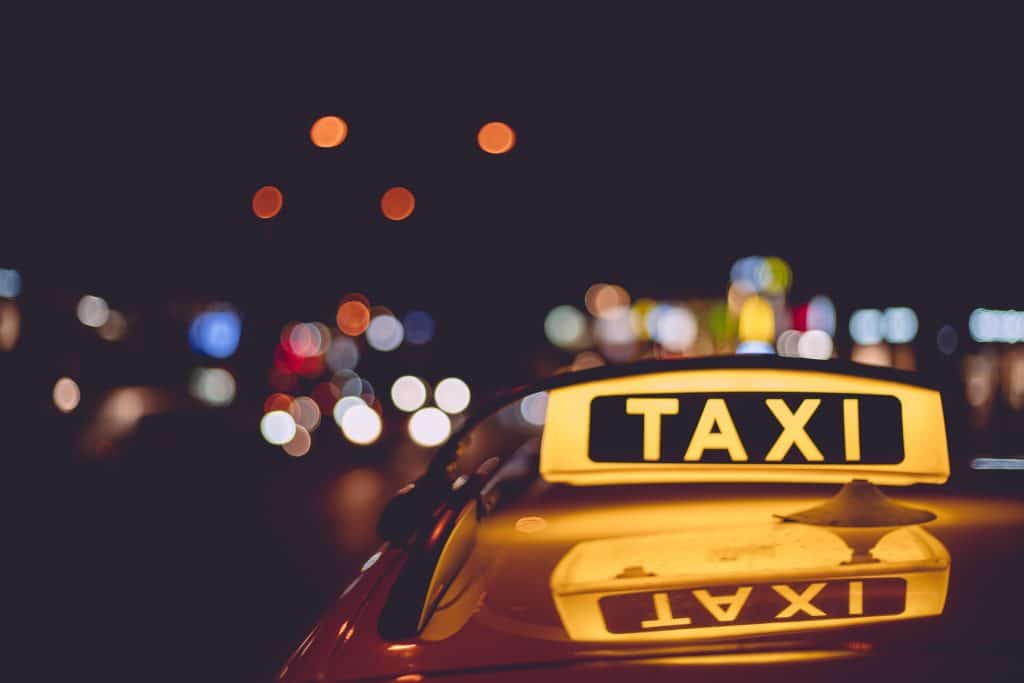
[797,329,834,359]
[883,307,918,344]
[340,403,382,445]
[380,186,415,221]
[735,340,775,354]
[97,310,127,341]
[544,305,587,349]
[0,268,21,298]
[520,392,548,426]
[0,301,20,351]
[585,283,630,319]
[366,314,404,351]
[849,309,884,346]
[332,395,367,427]
[282,425,312,457]
[408,407,451,447]
[53,377,81,413]
[261,410,297,445]
[806,295,837,335]
[290,396,321,431]
[851,343,893,367]
[737,295,774,343]
[310,115,348,148]
[477,121,516,154]
[776,329,802,357]
[435,377,470,414]
[969,308,1024,343]
[391,375,427,412]
[252,185,283,219]
[403,310,435,345]
[652,304,697,353]
[325,336,360,372]
[937,324,958,355]
[189,305,241,358]
[336,299,371,336]
[264,393,294,414]
[189,368,236,406]
[77,295,110,328]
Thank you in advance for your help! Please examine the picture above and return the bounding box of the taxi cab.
[278,357,1024,682]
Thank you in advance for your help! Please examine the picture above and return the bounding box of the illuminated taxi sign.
[550,524,950,642]
[540,369,949,485]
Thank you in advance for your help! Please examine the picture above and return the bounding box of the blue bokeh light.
[189,307,241,358]
[403,310,435,345]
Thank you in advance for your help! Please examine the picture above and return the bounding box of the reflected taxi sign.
[540,368,949,485]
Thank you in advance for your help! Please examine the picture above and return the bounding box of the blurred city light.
[366,314,404,351]
[380,186,415,221]
[594,306,635,346]
[776,329,801,357]
[391,375,427,412]
[937,324,958,355]
[340,403,382,445]
[189,368,236,406]
[285,322,327,358]
[310,115,348,148]
[849,308,884,345]
[544,305,587,350]
[408,407,451,447]
[797,329,834,359]
[290,396,322,431]
[736,340,775,354]
[261,410,297,445]
[0,301,20,351]
[403,310,435,345]
[652,304,697,353]
[520,391,548,426]
[629,298,656,340]
[434,377,470,414]
[757,256,792,295]
[97,310,128,341]
[0,268,21,298]
[970,308,1024,343]
[264,393,294,413]
[332,395,367,427]
[252,185,283,219]
[282,425,312,457]
[806,295,837,335]
[585,283,630,319]
[477,121,516,154]
[336,298,371,336]
[883,307,919,344]
[188,305,241,358]
[325,335,360,372]
[77,295,110,328]
[54,377,81,413]
[729,256,764,291]
[737,295,774,343]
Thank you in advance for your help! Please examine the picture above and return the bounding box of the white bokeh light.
[341,404,382,445]
[544,305,587,349]
[391,375,427,412]
[77,295,110,328]
[520,392,548,426]
[366,315,404,351]
[797,330,834,359]
[434,377,470,414]
[409,407,451,447]
[189,368,236,406]
[332,395,367,428]
[653,305,697,353]
[261,410,297,445]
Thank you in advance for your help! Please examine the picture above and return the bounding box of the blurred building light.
[0,301,20,351]
[332,395,367,427]
[544,305,587,350]
[776,329,802,357]
[851,343,893,367]
[189,368,236,406]
[336,299,371,336]
[936,324,958,356]
[291,396,322,431]
[806,295,836,335]
[380,186,415,221]
[477,121,516,154]
[97,310,127,341]
[434,377,470,414]
[325,336,360,372]
[252,185,283,219]
[0,268,21,298]
[736,340,775,354]
[738,295,774,343]
[282,425,312,457]
[797,330,834,359]
[188,305,241,358]
[341,403,382,445]
[520,392,548,426]
[366,314,403,351]
[391,375,428,412]
[53,377,81,413]
[261,410,297,445]
[77,295,110,328]
[310,115,348,148]
[408,407,451,446]
[652,304,697,353]
[883,307,918,344]
[969,308,1024,343]
[585,283,630,320]
[403,310,435,345]
[849,309,884,345]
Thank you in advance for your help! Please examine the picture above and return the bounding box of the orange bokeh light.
[264,393,294,414]
[337,300,371,336]
[477,121,516,154]
[310,115,348,148]
[380,186,415,221]
[252,185,283,219]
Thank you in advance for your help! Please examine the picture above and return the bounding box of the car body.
[278,358,1024,682]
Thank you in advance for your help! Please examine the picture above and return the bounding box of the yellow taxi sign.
[539,367,949,486]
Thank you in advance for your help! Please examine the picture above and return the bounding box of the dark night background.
[6,7,1021,682]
